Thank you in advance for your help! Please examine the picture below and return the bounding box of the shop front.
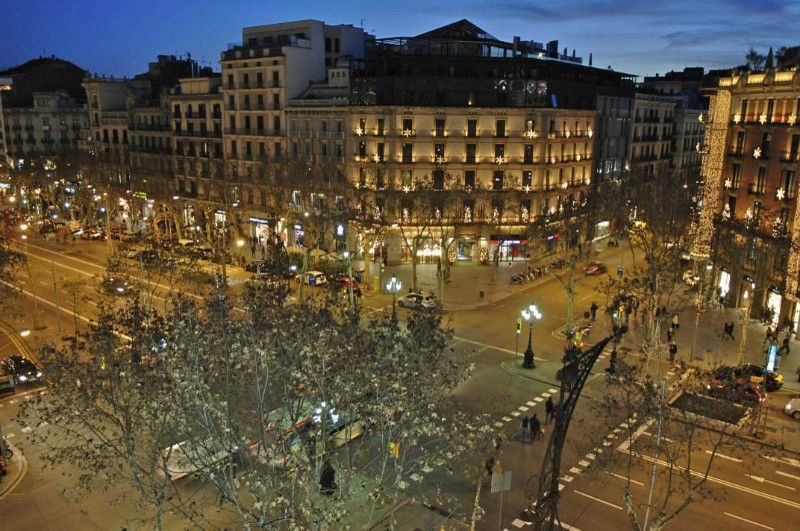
[490,235,528,262]
[766,287,783,327]
[593,220,611,241]
[456,235,477,262]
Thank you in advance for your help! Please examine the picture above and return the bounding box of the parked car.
[784,397,800,420]
[736,363,784,391]
[244,260,267,273]
[160,437,237,482]
[706,378,765,405]
[1,355,43,385]
[398,292,436,309]
[331,276,361,297]
[583,261,607,276]
[296,271,328,286]
[245,272,282,289]
[79,227,106,240]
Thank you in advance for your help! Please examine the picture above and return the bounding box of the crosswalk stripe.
[548,388,559,394]
[534,397,543,402]
[518,406,529,412]
[579,460,591,467]
[511,411,521,417]
[587,453,596,460]
[561,475,574,483]
[541,392,551,398]
[526,401,537,407]
[502,416,512,422]
[494,421,504,428]
[21,426,32,433]
[569,467,581,474]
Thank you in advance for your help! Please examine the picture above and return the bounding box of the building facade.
[629,93,676,179]
[696,68,800,328]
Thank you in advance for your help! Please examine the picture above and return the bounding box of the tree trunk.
[411,236,419,292]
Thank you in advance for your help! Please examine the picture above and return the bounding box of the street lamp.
[521,303,542,369]
[386,275,402,321]
[738,282,755,366]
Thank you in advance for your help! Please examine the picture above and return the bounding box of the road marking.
[38,280,48,286]
[628,450,800,510]
[87,300,98,306]
[518,406,529,412]
[606,471,644,486]
[494,422,504,428]
[20,426,32,433]
[764,456,800,469]
[4,433,14,439]
[9,399,16,405]
[526,401,537,407]
[573,490,623,510]
[586,453,596,460]
[558,483,565,491]
[38,421,49,428]
[775,470,800,481]
[553,519,581,531]
[569,467,582,474]
[746,474,795,490]
[710,450,742,463]
[548,388,558,394]
[502,416,512,422]
[578,460,591,468]
[613,428,621,434]
[642,431,674,443]
[541,392,551,398]
[561,475,574,483]
[511,411,521,417]
[534,397,543,402]
[723,512,774,530]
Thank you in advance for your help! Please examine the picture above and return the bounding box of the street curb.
[0,320,40,367]
[0,439,28,500]
[500,361,560,387]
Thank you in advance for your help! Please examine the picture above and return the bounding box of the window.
[358,168,367,188]
[377,143,385,161]
[761,132,771,155]
[731,163,741,189]
[377,118,385,136]
[728,195,737,218]
[434,143,445,160]
[493,171,504,191]
[735,131,745,153]
[467,119,477,137]
[273,116,281,133]
[173,104,180,117]
[358,141,366,158]
[466,144,476,164]
[435,119,445,137]
[401,170,412,189]
[402,143,413,163]
[463,199,474,222]
[464,170,475,189]
[782,170,795,199]
[756,166,767,193]
[495,144,505,160]
[325,37,331,52]
[256,72,263,87]
[496,119,506,138]
[524,144,534,164]
[402,118,413,132]
[376,169,385,190]
[740,99,749,120]
[766,99,775,123]
[522,171,532,188]
[273,93,280,110]
[272,71,280,87]
[334,38,340,53]
[433,169,444,190]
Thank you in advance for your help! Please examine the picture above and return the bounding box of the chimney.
[572,49,576,58]
[589,53,593,66]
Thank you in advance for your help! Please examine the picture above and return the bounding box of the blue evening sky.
[2,0,798,78]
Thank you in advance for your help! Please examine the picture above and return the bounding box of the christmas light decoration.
[733,113,741,124]
[753,146,762,159]
[777,188,786,200]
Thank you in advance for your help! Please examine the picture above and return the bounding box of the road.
[2,235,799,530]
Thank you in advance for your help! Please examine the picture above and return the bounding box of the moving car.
[784,397,800,420]
[101,276,132,295]
[583,261,607,276]
[1,355,43,385]
[398,292,436,309]
[296,271,328,286]
[79,227,106,240]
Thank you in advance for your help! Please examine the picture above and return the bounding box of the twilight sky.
[2,0,798,78]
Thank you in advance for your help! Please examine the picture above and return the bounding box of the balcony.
[780,151,800,163]
[226,128,282,136]
[747,183,766,195]
[728,148,744,157]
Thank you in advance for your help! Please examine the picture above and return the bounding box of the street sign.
[491,470,512,493]
[616,266,624,277]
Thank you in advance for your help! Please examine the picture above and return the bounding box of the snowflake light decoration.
[732,113,741,124]
[777,188,786,200]
[789,114,798,126]
[495,156,507,165]
[492,207,500,224]
[724,178,732,189]
[521,206,529,222]
[401,129,413,137]
[759,114,767,125]
[722,203,731,220]
[753,146,762,159]
[402,208,410,223]
[464,206,472,223]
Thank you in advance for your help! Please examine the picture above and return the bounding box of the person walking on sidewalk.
[521,415,529,442]
[723,322,735,341]
[545,397,555,424]
[590,302,598,321]
[530,414,542,440]
[671,313,680,331]
[764,326,775,345]
[667,327,674,344]
[669,341,678,363]
[779,335,791,356]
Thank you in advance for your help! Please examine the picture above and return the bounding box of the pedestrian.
[545,397,555,424]
[671,313,679,330]
[320,459,337,495]
[530,414,542,440]
[661,306,668,319]
[521,415,529,442]
[624,303,632,323]
[485,456,495,479]
[669,341,678,363]
[779,335,791,356]
[764,326,774,345]
[608,348,618,374]
[723,322,735,341]
[667,328,674,343]
[590,301,598,321]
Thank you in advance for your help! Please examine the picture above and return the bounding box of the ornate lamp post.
[521,303,542,369]
[738,282,755,366]
[386,275,402,321]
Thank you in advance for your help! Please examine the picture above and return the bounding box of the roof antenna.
[360,18,365,28]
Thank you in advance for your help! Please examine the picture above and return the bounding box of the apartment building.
[629,93,676,179]
[672,107,704,184]
[169,75,225,204]
[3,91,87,161]
[696,67,800,328]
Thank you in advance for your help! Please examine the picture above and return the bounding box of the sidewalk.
[0,438,27,499]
